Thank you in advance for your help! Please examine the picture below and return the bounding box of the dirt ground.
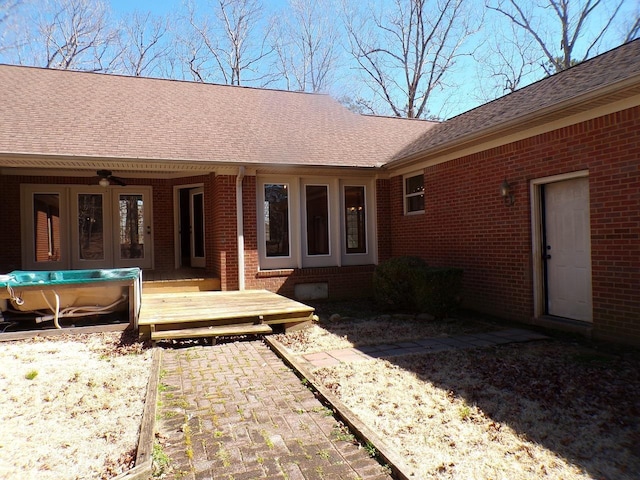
[275,305,640,480]
[0,331,152,480]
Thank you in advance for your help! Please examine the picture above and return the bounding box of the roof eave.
[383,73,640,172]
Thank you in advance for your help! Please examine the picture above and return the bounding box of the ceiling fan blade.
[110,175,127,186]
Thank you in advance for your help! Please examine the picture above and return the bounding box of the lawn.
[274,303,640,480]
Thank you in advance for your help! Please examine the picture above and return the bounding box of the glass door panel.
[78,193,105,261]
[71,189,111,269]
[22,185,69,270]
[33,193,62,263]
[190,188,205,268]
[114,188,153,269]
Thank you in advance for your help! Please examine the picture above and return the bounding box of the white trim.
[340,181,375,266]
[301,178,340,268]
[257,178,299,270]
[530,170,590,320]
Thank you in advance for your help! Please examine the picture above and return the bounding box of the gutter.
[236,166,246,291]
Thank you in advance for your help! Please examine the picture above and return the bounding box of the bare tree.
[486,0,626,75]
[473,16,539,102]
[623,3,639,42]
[0,0,21,26]
[271,0,341,92]
[344,0,480,119]
[116,11,171,77]
[16,0,120,71]
[185,0,273,85]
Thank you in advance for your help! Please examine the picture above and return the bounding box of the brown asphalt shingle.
[389,39,640,165]
[0,66,435,169]
[1,39,638,171]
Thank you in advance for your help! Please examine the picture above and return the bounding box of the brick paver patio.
[299,328,549,367]
[156,340,392,480]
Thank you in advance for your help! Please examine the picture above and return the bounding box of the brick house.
[1,40,638,345]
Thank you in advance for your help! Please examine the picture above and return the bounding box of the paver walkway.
[299,328,549,367]
[157,340,392,480]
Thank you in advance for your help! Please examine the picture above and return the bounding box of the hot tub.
[0,268,141,330]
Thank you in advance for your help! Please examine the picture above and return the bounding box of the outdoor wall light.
[98,177,111,188]
[500,179,515,206]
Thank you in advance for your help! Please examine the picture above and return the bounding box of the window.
[257,177,375,270]
[264,183,290,257]
[305,185,329,256]
[344,186,366,254]
[33,193,61,263]
[404,173,424,214]
[78,193,105,260]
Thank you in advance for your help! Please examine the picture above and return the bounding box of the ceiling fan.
[94,169,126,187]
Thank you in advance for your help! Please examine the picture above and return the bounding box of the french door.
[71,187,153,269]
[21,185,153,270]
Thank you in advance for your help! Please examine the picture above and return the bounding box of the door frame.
[530,170,590,320]
[189,187,206,268]
[173,183,205,269]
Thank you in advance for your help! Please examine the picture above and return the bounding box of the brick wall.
[387,106,640,345]
[210,174,238,289]
[376,178,392,263]
[0,175,23,272]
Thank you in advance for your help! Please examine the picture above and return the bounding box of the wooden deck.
[138,289,315,341]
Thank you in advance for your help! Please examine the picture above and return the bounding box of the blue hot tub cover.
[0,268,141,288]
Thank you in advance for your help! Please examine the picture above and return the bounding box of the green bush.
[373,256,463,318]
[416,267,464,319]
[372,256,429,312]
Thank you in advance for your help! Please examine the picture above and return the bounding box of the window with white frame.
[344,185,366,254]
[264,183,290,258]
[404,173,424,214]
[257,177,375,270]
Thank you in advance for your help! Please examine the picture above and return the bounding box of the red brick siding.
[376,178,392,262]
[388,106,640,345]
[212,174,238,290]
[0,175,22,271]
[253,265,376,300]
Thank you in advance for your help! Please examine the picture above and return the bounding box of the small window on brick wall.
[404,173,424,214]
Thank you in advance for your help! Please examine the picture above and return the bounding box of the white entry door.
[544,177,592,322]
[189,188,206,268]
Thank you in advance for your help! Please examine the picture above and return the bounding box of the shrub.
[416,267,464,319]
[372,256,429,312]
[373,256,463,318]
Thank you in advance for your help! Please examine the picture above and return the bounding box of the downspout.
[236,166,246,290]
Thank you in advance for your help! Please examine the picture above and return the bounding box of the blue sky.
[2,0,636,119]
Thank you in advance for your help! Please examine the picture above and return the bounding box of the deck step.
[150,323,273,341]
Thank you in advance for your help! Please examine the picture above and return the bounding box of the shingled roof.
[388,38,640,167]
[0,65,434,170]
[1,40,638,173]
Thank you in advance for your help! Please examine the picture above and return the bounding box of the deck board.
[139,289,314,326]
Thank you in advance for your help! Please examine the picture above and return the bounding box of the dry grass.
[278,305,640,479]
[0,331,152,480]
[274,309,499,355]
